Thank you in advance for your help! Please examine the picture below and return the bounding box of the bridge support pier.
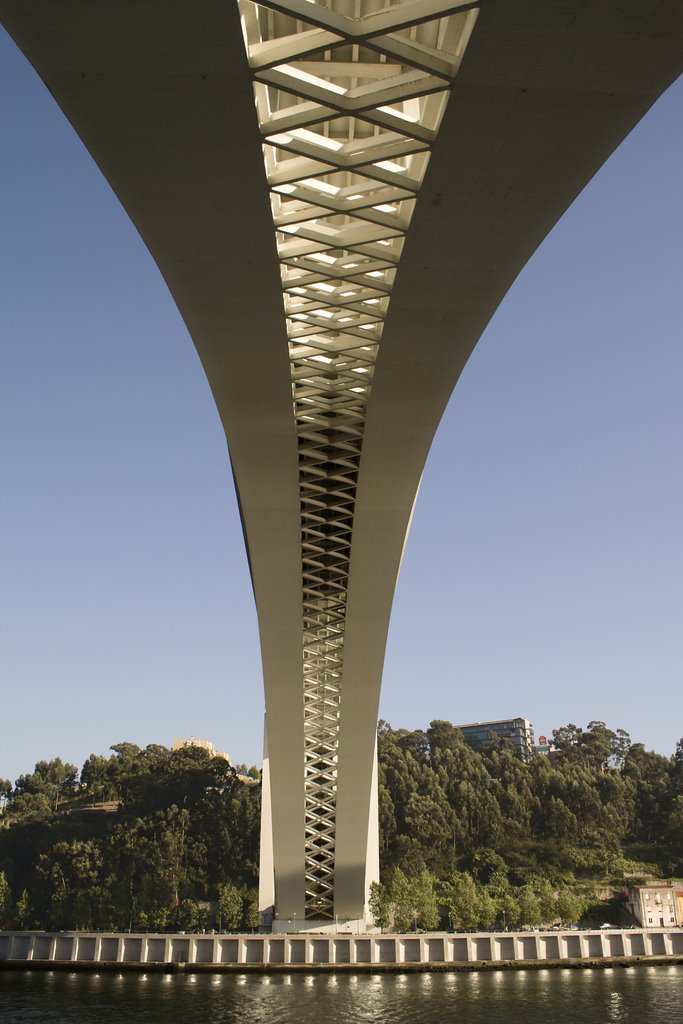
[259,717,379,933]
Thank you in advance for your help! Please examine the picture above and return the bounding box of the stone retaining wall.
[2,929,683,968]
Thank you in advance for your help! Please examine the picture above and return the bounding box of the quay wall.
[1,929,683,970]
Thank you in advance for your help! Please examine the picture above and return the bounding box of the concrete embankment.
[2,928,683,973]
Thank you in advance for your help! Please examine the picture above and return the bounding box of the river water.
[1,966,682,1023]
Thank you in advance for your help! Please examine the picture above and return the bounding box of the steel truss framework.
[237,0,479,920]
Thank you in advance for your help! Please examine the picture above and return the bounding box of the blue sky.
[1,28,681,784]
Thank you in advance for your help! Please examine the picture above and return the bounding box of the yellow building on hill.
[171,737,230,763]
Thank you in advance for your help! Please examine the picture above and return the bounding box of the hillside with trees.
[372,720,682,931]
[0,744,260,932]
[0,721,681,932]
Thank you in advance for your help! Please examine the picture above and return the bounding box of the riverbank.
[2,955,683,975]
[2,928,682,973]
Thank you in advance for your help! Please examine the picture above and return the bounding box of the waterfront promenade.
[2,929,682,971]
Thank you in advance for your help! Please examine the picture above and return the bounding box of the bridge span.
[1,0,680,930]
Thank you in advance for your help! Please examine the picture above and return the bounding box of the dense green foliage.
[374,720,683,928]
[0,721,681,931]
[0,744,260,931]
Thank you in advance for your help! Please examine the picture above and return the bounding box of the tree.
[477,888,497,930]
[441,871,480,931]
[159,806,191,913]
[16,890,31,929]
[552,723,583,759]
[536,879,558,925]
[80,754,116,802]
[37,839,104,930]
[470,849,507,886]
[5,790,53,823]
[518,886,541,927]
[410,871,440,931]
[427,720,464,760]
[390,868,415,932]
[176,898,201,931]
[38,759,79,809]
[245,894,260,932]
[369,881,392,931]
[7,758,78,822]
[666,795,683,849]
[218,881,243,931]
[671,737,683,786]
[556,888,586,926]
[623,744,672,843]
[0,871,13,927]
[386,869,439,931]
[552,721,631,772]
[496,891,521,930]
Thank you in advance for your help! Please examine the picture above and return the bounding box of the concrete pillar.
[258,722,276,923]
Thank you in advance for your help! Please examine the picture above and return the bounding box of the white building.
[628,883,681,929]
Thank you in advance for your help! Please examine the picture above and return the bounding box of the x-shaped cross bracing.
[237,0,478,920]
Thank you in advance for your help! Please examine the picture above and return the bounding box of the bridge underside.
[2,0,680,929]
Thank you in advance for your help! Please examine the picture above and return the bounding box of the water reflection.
[608,990,624,1022]
[0,967,682,1024]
